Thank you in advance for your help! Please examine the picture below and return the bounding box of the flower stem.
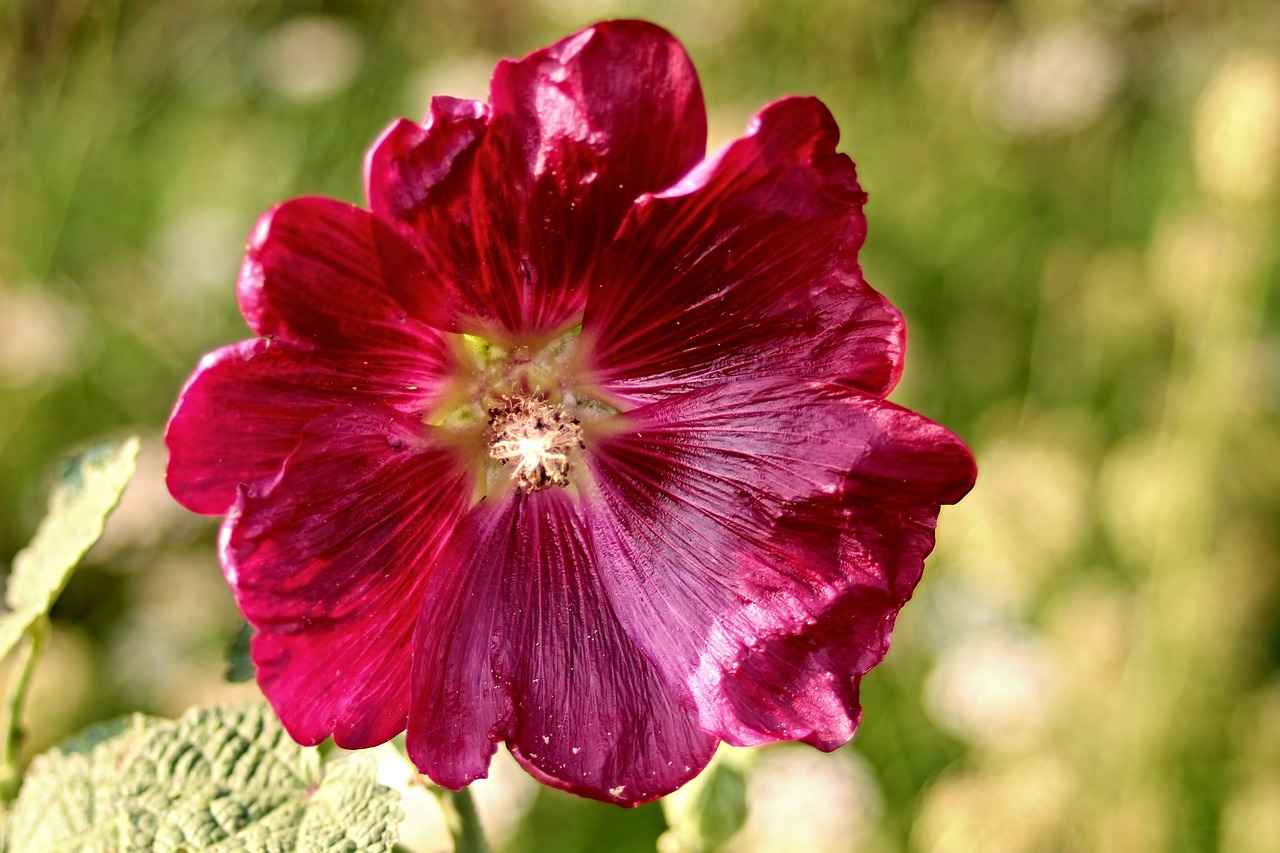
[0,615,50,802]
[430,784,490,853]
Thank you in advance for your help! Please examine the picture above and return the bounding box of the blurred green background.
[1,0,1277,850]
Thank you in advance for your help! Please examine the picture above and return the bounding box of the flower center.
[486,394,584,493]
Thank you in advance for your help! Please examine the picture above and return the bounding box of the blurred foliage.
[1,0,1277,850]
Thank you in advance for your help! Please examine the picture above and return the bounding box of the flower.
[165,20,976,806]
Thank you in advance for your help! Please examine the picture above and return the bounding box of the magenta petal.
[365,98,490,229]
[718,501,943,750]
[165,339,338,515]
[473,20,706,336]
[223,402,471,749]
[408,490,716,805]
[166,340,313,514]
[366,21,707,338]
[582,97,904,403]
[165,333,451,515]
[483,19,708,268]
[364,99,490,332]
[168,195,456,515]
[238,196,446,348]
[583,379,975,747]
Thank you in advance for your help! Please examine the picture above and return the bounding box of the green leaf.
[688,761,747,850]
[658,749,750,853]
[6,715,160,853]
[0,438,140,661]
[295,755,400,853]
[224,623,255,684]
[427,785,489,853]
[6,704,401,853]
[1,438,140,803]
[119,704,322,851]
[55,714,160,758]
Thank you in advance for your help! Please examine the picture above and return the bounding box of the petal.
[407,489,717,805]
[165,336,451,515]
[581,97,904,403]
[365,98,490,230]
[223,403,472,749]
[364,99,490,333]
[716,500,942,750]
[367,21,707,339]
[238,196,446,349]
[581,379,975,747]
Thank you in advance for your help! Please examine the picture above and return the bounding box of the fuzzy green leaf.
[6,704,400,853]
[119,704,323,851]
[6,715,160,853]
[295,756,399,853]
[0,438,139,661]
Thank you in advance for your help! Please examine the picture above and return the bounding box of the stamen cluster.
[486,394,584,493]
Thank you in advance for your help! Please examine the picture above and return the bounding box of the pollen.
[487,394,584,493]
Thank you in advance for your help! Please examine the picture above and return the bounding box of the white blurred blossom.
[0,284,84,388]
[724,746,882,853]
[916,755,1078,853]
[983,22,1123,136]
[409,55,497,111]
[941,437,1090,610]
[260,16,363,102]
[155,208,244,296]
[1195,51,1280,205]
[924,631,1054,747]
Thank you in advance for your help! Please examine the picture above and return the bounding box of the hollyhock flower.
[165,20,976,806]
